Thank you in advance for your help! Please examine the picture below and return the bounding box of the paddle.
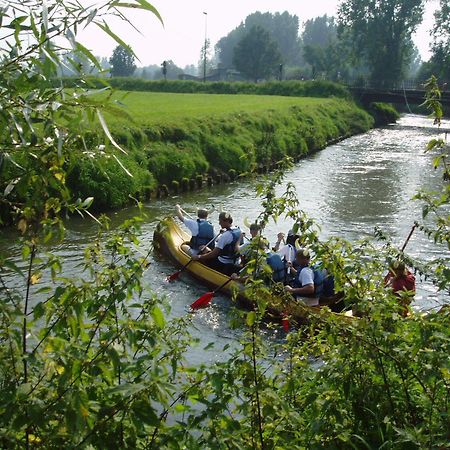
[180,205,215,219]
[166,259,194,282]
[166,231,221,282]
[400,224,417,252]
[282,313,290,332]
[281,246,294,332]
[179,207,194,219]
[190,276,234,309]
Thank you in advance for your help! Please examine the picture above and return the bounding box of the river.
[1,114,449,364]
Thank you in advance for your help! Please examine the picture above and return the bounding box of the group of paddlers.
[175,205,416,312]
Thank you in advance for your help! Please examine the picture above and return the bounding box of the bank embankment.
[66,92,376,210]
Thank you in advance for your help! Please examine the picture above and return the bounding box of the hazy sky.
[79,0,439,68]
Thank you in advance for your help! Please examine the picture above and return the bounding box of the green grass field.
[101,91,335,125]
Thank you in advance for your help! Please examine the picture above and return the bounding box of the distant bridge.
[343,79,450,107]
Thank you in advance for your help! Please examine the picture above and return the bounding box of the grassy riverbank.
[67,91,374,210]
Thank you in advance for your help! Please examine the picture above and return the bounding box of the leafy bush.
[146,143,209,184]
[67,152,156,210]
[369,102,401,126]
[202,135,251,173]
[64,77,352,99]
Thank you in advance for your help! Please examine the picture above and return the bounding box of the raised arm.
[175,204,185,222]
[273,232,285,252]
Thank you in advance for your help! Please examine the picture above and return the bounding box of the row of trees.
[105,1,450,86]
[213,2,448,86]
[216,4,424,84]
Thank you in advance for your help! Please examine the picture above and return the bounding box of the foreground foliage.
[0,1,449,449]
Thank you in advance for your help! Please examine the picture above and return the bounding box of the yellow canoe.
[153,217,346,325]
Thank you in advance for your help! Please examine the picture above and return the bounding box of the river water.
[1,114,449,364]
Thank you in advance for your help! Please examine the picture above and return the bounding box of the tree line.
[106,0,449,87]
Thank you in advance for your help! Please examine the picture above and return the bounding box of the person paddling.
[239,223,266,263]
[191,212,241,276]
[175,204,215,256]
[384,260,416,317]
[284,248,320,306]
[274,229,302,282]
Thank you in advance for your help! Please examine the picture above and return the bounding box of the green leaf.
[131,399,160,426]
[95,21,136,59]
[42,0,48,35]
[111,0,163,25]
[96,109,127,155]
[110,382,145,396]
[16,383,32,399]
[3,259,25,277]
[151,305,165,328]
[81,197,94,209]
[246,311,256,327]
[75,42,102,71]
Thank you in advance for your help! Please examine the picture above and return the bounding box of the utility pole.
[203,11,207,82]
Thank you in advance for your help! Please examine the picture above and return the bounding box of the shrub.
[180,177,189,191]
[146,143,208,184]
[67,153,155,210]
[62,77,352,99]
[369,102,400,126]
[203,135,251,173]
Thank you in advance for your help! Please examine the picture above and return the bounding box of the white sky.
[79,0,440,68]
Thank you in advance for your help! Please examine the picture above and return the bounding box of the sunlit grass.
[101,91,336,125]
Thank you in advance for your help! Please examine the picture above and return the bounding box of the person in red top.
[384,260,416,317]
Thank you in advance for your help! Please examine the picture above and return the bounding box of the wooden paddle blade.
[190,292,214,309]
[166,270,181,282]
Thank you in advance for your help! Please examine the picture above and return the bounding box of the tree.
[197,38,215,79]
[216,27,244,68]
[109,45,136,77]
[216,11,301,68]
[301,15,344,79]
[337,0,425,87]
[233,25,282,82]
[406,44,422,77]
[302,14,337,48]
[303,45,326,78]
[183,64,197,76]
[420,0,450,81]
[245,11,302,64]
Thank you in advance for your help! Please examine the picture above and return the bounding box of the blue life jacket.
[266,252,285,282]
[190,219,214,250]
[322,271,335,297]
[220,227,241,263]
[293,265,325,297]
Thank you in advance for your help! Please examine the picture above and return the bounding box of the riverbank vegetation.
[1,2,448,448]
[67,77,352,98]
[3,88,377,216]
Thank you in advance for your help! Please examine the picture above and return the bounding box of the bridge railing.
[340,78,449,92]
